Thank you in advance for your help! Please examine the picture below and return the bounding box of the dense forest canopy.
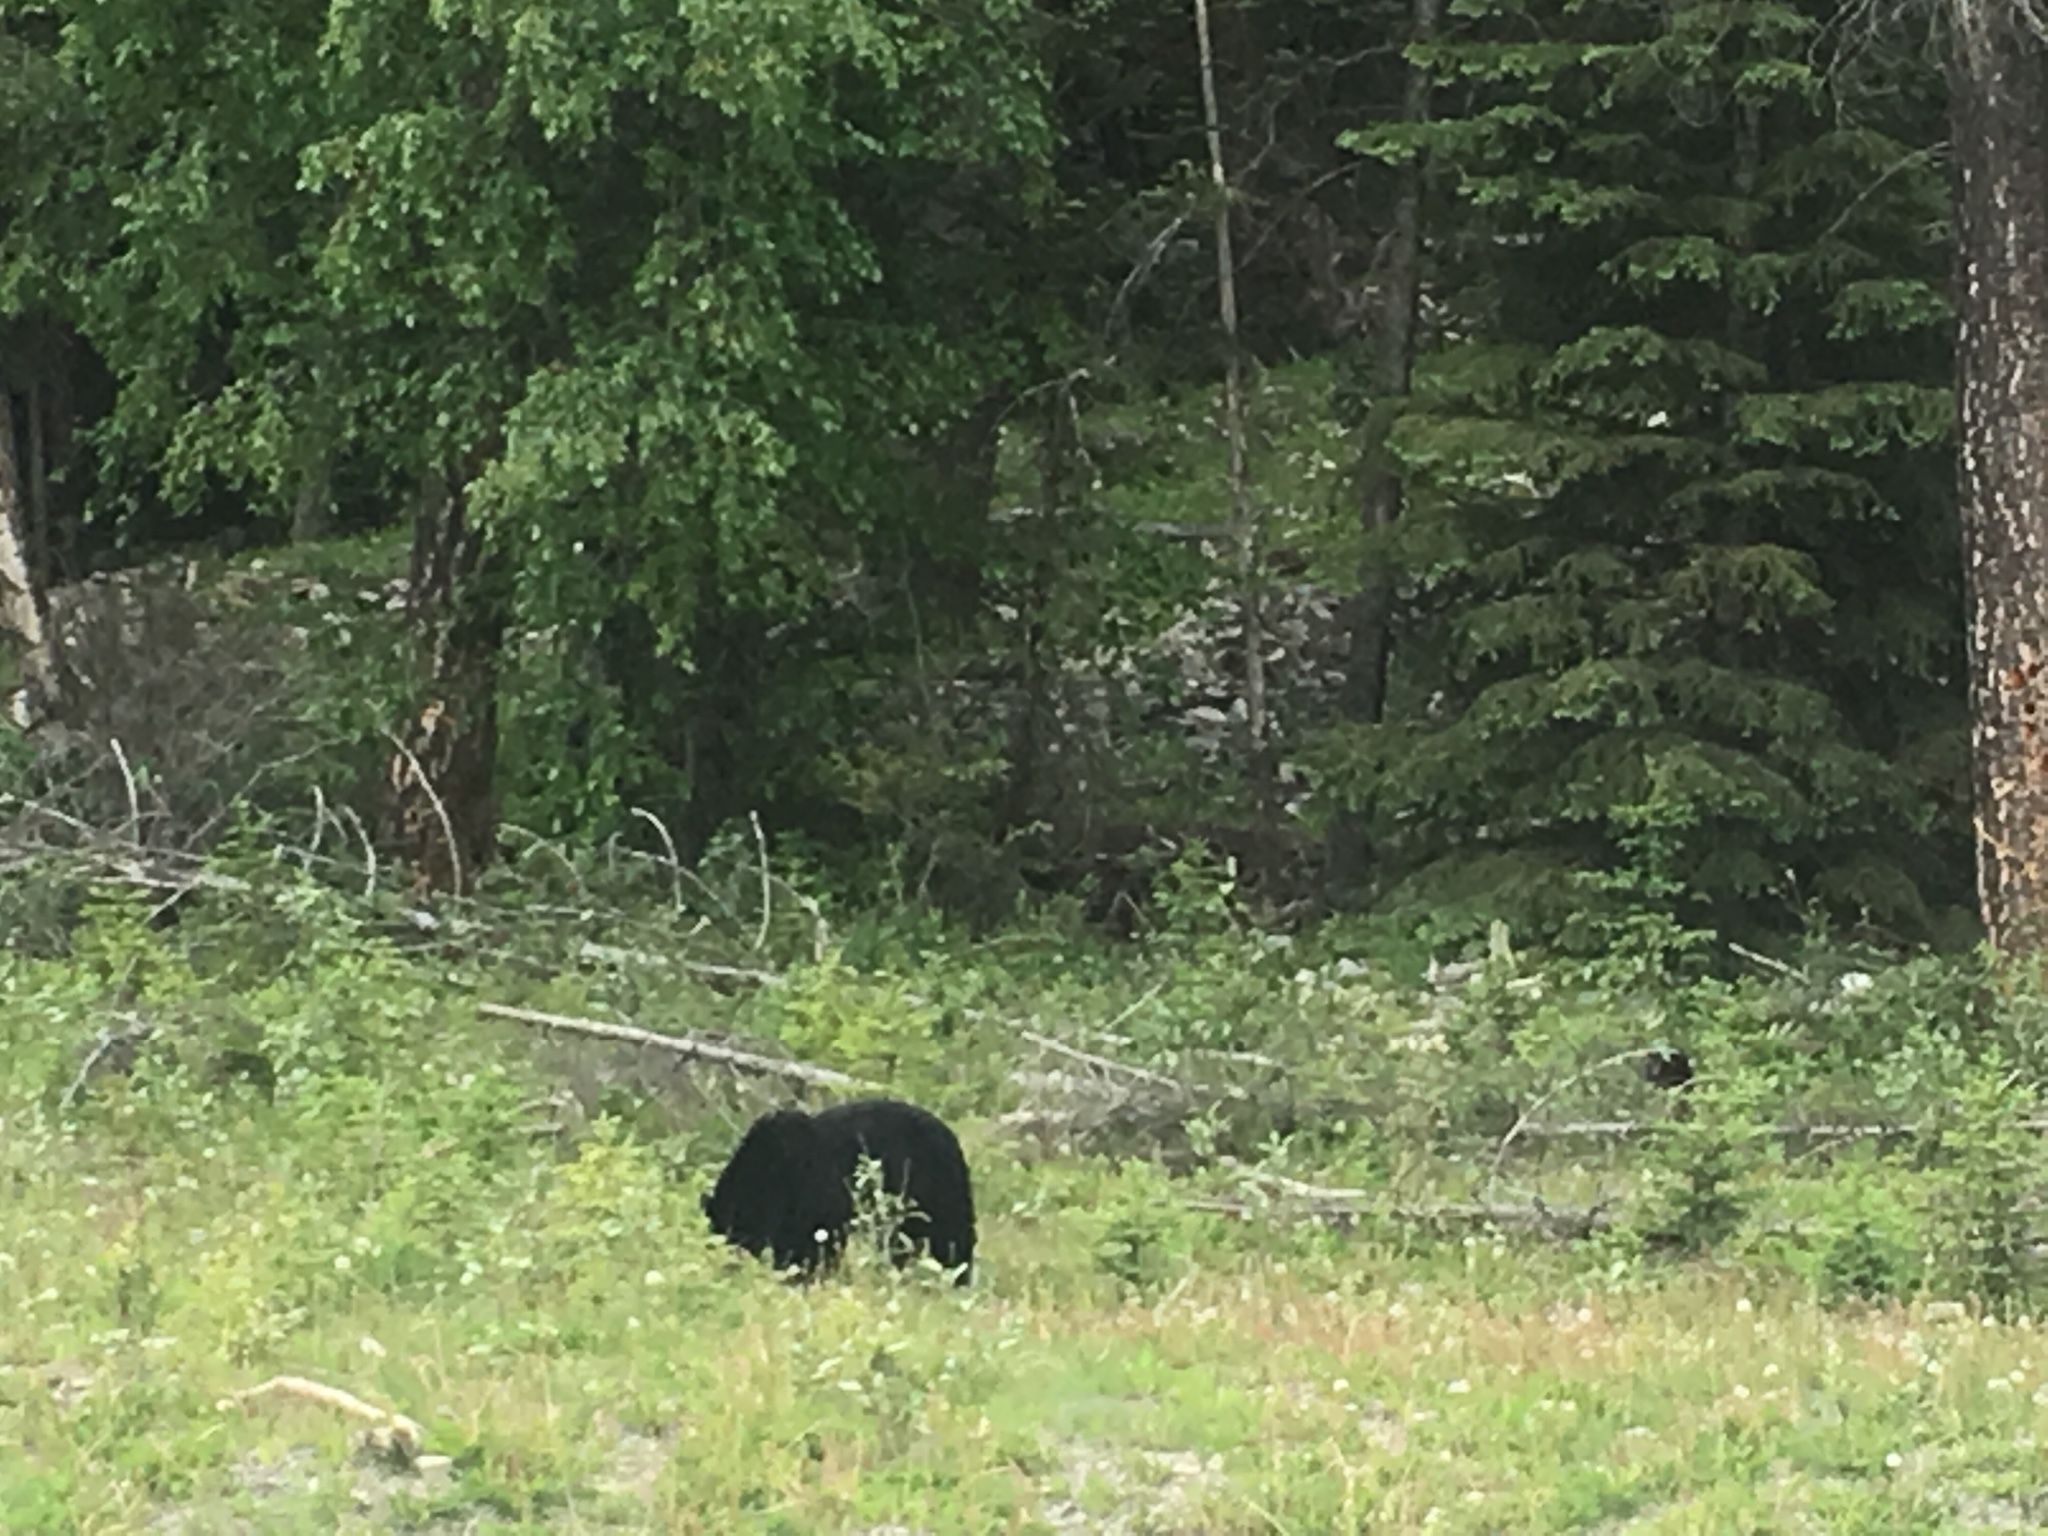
[1,0,2043,955]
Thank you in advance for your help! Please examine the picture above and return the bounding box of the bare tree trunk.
[1328,0,1440,890]
[0,385,70,728]
[1192,0,1268,796]
[1947,0,2048,951]
[291,454,333,543]
[25,377,49,586]
[388,463,505,895]
[995,395,1068,847]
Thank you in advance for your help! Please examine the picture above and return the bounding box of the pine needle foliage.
[1324,0,1968,949]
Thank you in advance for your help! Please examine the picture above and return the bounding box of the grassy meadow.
[5,875,2048,1532]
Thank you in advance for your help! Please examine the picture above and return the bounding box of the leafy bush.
[752,956,957,1103]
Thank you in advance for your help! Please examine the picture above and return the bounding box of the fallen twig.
[906,985,1198,1096]
[1389,1197,1614,1240]
[1186,1193,1613,1241]
[1256,1171,1372,1201]
[572,941,785,990]
[1513,1116,2048,1142]
[1728,940,1801,979]
[677,958,786,988]
[1017,1027,1185,1091]
[59,1014,155,1111]
[478,1001,873,1090]
[1487,1048,1666,1193]
[221,1374,424,1464]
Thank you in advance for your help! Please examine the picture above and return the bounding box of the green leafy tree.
[4,0,1056,883]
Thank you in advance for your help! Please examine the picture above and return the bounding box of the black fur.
[1642,1047,1695,1091]
[702,1098,976,1284]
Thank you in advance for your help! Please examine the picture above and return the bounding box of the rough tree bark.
[1946,0,2048,950]
[1328,0,1440,890]
[388,463,507,895]
[0,382,70,728]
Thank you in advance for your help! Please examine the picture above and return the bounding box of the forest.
[6,0,2048,1529]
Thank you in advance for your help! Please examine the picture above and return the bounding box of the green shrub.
[1632,1070,1776,1256]
[1918,1059,2046,1316]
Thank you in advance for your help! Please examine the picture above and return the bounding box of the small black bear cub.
[1641,1046,1695,1091]
[702,1097,976,1285]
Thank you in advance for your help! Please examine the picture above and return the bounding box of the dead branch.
[383,729,464,897]
[477,1001,873,1090]
[0,811,255,900]
[627,806,685,913]
[572,940,785,990]
[1727,940,1801,978]
[1487,1047,1668,1192]
[1389,1197,1613,1240]
[1186,1193,1613,1242]
[749,808,772,952]
[1017,1027,1185,1091]
[678,958,785,988]
[221,1375,424,1465]
[1185,1046,1285,1070]
[908,986,1201,1095]
[58,1014,156,1110]
[1517,1116,2048,1142]
[1256,1171,1372,1200]
[108,736,140,843]
[337,803,378,895]
[1512,1120,1649,1138]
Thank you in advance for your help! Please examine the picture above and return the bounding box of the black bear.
[702,1098,976,1285]
[1641,1046,1695,1091]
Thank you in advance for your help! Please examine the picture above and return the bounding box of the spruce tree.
[1326,0,1967,947]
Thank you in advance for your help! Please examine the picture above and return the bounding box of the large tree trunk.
[389,464,506,895]
[1327,0,1440,891]
[1947,0,2048,951]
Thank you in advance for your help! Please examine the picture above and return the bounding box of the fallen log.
[477,1001,874,1091]
[1186,1193,1614,1243]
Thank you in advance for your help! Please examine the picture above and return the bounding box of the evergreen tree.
[1324,0,1968,947]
